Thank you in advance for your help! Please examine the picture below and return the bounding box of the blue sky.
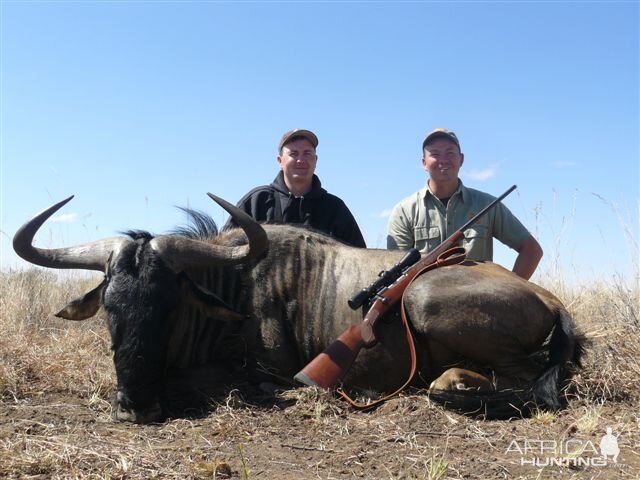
[1,1,638,285]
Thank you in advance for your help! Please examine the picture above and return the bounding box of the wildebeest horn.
[149,193,268,268]
[13,196,131,272]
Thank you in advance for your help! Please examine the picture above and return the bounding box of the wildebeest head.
[13,194,268,423]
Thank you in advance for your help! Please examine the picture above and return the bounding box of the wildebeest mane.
[170,207,219,240]
[120,230,154,241]
[116,209,219,243]
[169,206,345,247]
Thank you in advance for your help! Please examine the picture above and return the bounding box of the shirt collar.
[422,180,467,203]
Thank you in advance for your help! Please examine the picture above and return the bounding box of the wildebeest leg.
[429,368,493,392]
[490,354,541,390]
[419,338,463,382]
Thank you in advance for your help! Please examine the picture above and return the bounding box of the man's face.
[422,137,464,183]
[277,138,317,185]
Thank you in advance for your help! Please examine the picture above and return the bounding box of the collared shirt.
[386,181,531,261]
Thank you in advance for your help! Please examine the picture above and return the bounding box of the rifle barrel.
[458,184,517,233]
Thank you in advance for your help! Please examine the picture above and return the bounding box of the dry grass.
[1,266,639,478]
[0,271,113,403]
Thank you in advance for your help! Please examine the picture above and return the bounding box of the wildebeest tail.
[532,309,584,410]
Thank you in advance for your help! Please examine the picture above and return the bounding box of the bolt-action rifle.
[294,185,517,389]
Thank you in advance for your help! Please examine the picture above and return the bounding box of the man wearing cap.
[386,128,542,279]
[226,129,366,248]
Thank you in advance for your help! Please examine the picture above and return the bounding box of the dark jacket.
[225,172,366,248]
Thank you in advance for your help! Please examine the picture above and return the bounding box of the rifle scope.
[348,248,420,310]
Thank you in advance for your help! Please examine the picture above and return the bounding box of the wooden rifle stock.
[294,185,517,389]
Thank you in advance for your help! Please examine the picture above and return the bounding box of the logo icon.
[599,427,620,463]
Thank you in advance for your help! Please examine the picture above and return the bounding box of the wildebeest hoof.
[429,368,493,393]
[113,401,163,424]
[113,392,163,423]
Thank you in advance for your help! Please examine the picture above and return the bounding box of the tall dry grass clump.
[0,269,114,405]
[556,276,639,408]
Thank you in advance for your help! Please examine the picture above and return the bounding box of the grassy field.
[1,267,638,479]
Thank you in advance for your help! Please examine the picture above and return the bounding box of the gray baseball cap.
[278,129,319,152]
[422,128,461,150]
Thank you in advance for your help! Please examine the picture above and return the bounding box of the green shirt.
[386,181,531,261]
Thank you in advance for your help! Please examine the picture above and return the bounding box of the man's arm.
[386,204,415,250]
[512,235,543,280]
[338,203,367,248]
[490,199,542,279]
[324,196,366,248]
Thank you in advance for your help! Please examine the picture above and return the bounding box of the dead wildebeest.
[13,194,583,423]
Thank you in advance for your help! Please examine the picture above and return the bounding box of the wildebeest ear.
[176,272,246,322]
[55,278,107,321]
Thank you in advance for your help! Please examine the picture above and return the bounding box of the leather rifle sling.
[336,247,467,410]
